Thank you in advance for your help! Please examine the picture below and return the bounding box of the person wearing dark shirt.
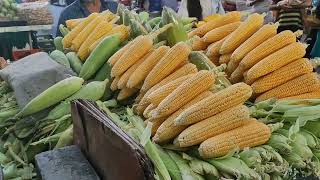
[56,0,118,36]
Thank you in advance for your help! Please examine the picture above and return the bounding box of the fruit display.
[0,0,18,20]
[1,6,320,180]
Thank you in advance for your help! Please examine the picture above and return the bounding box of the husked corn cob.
[117,87,139,101]
[239,30,297,71]
[199,120,271,158]
[72,16,104,50]
[209,55,220,66]
[204,14,221,22]
[103,24,130,42]
[191,36,211,51]
[127,46,170,88]
[256,73,320,102]
[112,35,153,77]
[108,39,136,66]
[135,92,145,104]
[151,70,215,118]
[227,23,279,74]
[146,117,166,136]
[134,63,198,114]
[143,104,157,118]
[246,42,306,84]
[66,18,83,29]
[153,91,214,144]
[206,35,229,57]
[142,42,192,91]
[89,25,130,52]
[229,66,244,83]
[188,11,241,38]
[111,77,120,91]
[219,54,232,65]
[220,13,265,54]
[203,22,241,44]
[78,21,113,60]
[176,105,250,147]
[146,75,194,105]
[283,90,320,99]
[251,58,313,94]
[175,83,252,126]
[117,54,148,89]
[63,13,99,48]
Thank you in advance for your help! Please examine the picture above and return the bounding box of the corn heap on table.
[3,5,320,180]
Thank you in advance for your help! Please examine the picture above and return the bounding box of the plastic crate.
[12,49,41,61]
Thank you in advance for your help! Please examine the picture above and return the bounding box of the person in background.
[142,0,179,13]
[161,0,179,11]
[56,0,118,36]
[273,0,311,32]
[310,2,320,58]
[178,0,225,20]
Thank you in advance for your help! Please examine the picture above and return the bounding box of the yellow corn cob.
[153,91,214,144]
[255,73,320,102]
[204,14,221,22]
[191,36,210,51]
[112,35,153,77]
[66,18,83,29]
[143,104,157,118]
[196,21,206,27]
[188,11,241,38]
[102,24,130,42]
[246,42,306,84]
[219,54,232,65]
[220,13,265,54]
[110,77,120,91]
[141,42,192,91]
[174,83,252,126]
[127,46,170,88]
[206,35,229,57]
[209,55,220,66]
[239,30,297,72]
[203,22,241,44]
[151,70,215,118]
[117,87,139,101]
[77,21,113,60]
[117,54,148,89]
[101,10,116,21]
[229,66,244,84]
[283,90,320,99]
[135,92,145,104]
[72,16,104,51]
[134,63,198,114]
[175,105,250,147]
[146,74,194,105]
[199,120,271,158]
[146,117,166,136]
[63,13,99,48]
[227,23,279,74]
[251,58,313,94]
[89,25,130,52]
[108,39,136,66]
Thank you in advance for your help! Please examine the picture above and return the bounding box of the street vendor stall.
[0,0,54,60]
[0,4,320,180]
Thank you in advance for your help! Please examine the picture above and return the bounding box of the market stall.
[0,0,54,60]
[0,3,320,180]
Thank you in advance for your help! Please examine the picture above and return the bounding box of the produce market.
[0,0,320,179]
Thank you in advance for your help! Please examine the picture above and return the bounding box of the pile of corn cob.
[61,10,129,60]
[189,12,320,101]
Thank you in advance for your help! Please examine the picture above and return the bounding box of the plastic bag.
[0,52,75,108]
[17,1,53,25]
